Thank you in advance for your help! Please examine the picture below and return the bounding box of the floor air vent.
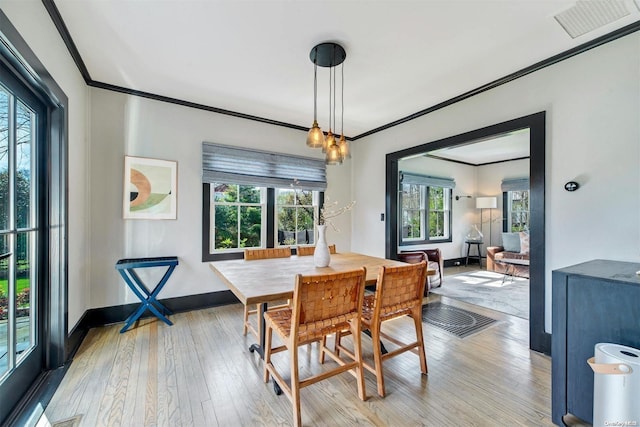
[422,302,498,338]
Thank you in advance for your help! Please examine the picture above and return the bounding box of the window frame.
[399,183,452,246]
[503,189,530,232]
[209,184,267,254]
[274,188,318,247]
[202,183,323,261]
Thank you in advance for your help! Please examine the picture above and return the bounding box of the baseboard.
[66,311,90,360]
[444,257,481,267]
[82,289,239,330]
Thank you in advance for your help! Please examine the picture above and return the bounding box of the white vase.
[314,224,331,267]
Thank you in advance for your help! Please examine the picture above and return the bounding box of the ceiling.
[426,129,531,165]
[52,0,640,138]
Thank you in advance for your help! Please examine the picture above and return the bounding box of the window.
[428,186,450,239]
[202,143,326,261]
[501,178,530,232]
[211,184,265,251]
[276,188,317,246]
[399,172,454,245]
[506,190,530,232]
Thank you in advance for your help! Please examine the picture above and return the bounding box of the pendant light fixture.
[306,49,324,148]
[337,62,350,159]
[306,42,348,165]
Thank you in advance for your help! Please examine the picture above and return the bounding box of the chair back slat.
[375,261,427,315]
[244,247,291,260]
[292,268,366,341]
[296,244,336,256]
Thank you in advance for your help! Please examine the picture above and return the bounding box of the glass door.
[0,64,45,423]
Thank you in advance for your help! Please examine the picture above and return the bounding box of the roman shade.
[501,178,529,192]
[202,142,327,190]
[400,172,456,189]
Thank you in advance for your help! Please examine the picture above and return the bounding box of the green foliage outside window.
[428,187,446,238]
[509,190,530,232]
[213,184,262,250]
[401,184,450,242]
[276,188,315,246]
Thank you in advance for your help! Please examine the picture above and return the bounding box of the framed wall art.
[123,156,177,219]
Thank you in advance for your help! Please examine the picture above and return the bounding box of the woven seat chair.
[242,247,292,339]
[263,268,368,427]
[296,244,336,256]
[336,261,428,397]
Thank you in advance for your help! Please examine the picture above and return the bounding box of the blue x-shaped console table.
[116,256,178,333]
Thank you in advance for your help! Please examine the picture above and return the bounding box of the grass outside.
[0,278,30,297]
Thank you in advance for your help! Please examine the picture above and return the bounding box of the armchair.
[398,248,444,294]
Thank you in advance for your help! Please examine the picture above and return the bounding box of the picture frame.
[123,155,177,220]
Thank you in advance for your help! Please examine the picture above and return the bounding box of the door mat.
[422,302,498,338]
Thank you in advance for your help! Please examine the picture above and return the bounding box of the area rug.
[422,302,498,338]
[429,270,529,319]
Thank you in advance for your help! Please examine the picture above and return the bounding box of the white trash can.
[588,343,640,427]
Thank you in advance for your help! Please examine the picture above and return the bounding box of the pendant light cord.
[333,65,336,136]
[313,49,318,121]
[341,62,344,136]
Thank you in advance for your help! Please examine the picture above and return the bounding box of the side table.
[464,241,483,266]
[116,256,178,333]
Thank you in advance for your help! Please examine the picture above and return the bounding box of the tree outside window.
[276,188,316,246]
[401,184,451,244]
[507,190,529,232]
[212,183,264,251]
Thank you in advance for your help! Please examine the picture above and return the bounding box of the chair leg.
[319,335,327,364]
[263,323,273,383]
[370,323,386,397]
[290,346,302,427]
[412,307,428,374]
[350,321,367,401]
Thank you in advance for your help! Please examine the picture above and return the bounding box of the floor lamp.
[476,196,498,247]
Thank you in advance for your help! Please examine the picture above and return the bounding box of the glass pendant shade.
[323,130,335,154]
[306,120,324,148]
[338,134,350,159]
[325,141,342,165]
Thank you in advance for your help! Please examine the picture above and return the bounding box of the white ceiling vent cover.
[555,1,630,38]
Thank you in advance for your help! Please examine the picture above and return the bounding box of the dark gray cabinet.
[552,259,640,425]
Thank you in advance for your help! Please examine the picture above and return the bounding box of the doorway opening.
[385,112,549,354]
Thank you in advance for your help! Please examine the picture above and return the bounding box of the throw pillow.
[519,231,530,255]
[501,232,521,252]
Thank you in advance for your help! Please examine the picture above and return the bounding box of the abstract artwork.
[123,156,177,219]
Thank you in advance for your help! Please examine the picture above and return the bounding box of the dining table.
[209,251,434,358]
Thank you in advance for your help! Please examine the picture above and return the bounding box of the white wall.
[89,88,352,308]
[3,1,91,331]
[352,33,640,332]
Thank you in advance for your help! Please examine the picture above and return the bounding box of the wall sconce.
[455,195,472,201]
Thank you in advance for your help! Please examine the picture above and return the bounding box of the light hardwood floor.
[41,295,555,426]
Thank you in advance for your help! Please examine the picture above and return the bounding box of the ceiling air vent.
[554,1,631,38]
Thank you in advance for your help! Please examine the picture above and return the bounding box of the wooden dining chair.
[335,261,428,397]
[296,244,336,256]
[242,247,292,339]
[263,268,368,427]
